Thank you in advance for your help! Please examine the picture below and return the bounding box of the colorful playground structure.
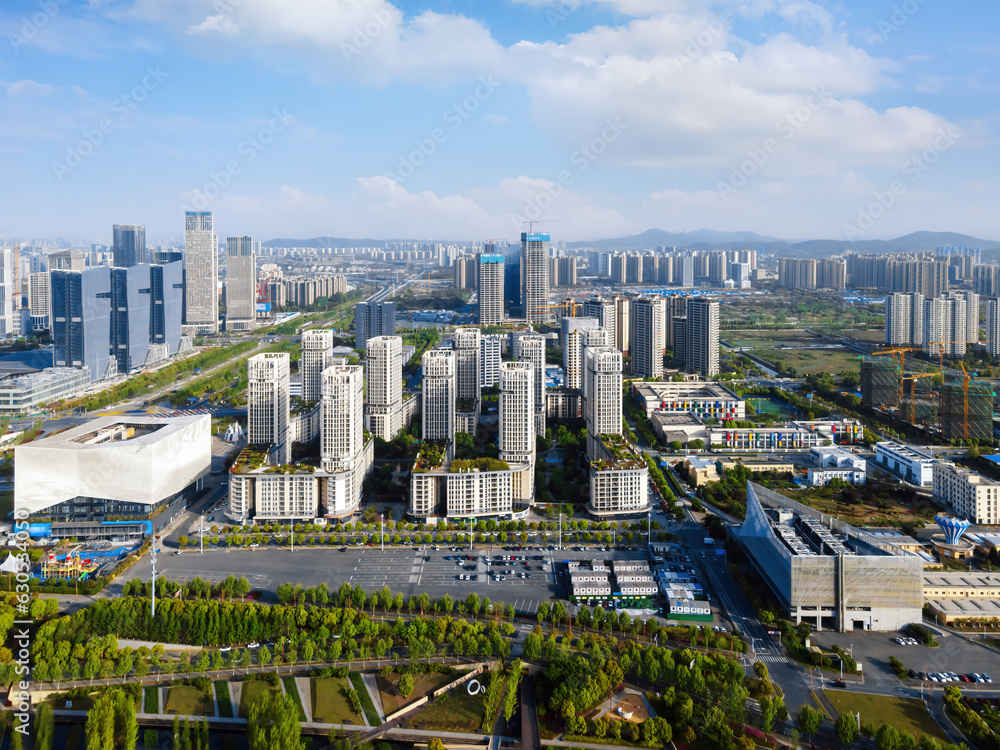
[40,550,100,582]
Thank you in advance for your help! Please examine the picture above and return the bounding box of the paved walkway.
[294,676,313,722]
[360,672,385,722]
[118,638,201,651]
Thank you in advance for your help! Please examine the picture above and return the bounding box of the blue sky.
[1,0,998,245]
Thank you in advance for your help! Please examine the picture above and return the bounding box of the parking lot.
[113,543,652,616]
[811,627,1000,691]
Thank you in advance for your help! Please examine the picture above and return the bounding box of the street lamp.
[380,514,384,552]
[200,515,204,554]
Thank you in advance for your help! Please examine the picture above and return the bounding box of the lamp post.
[200,515,204,554]
[380,514,384,552]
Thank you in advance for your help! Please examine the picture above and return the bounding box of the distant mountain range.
[263,230,1000,257]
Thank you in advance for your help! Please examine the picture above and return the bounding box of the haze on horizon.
[1,0,997,244]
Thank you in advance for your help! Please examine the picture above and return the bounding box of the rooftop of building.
[741,482,913,560]
[449,457,510,473]
[592,433,646,471]
[923,572,1000,588]
[926,598,1000,618]
[18,413,207,451]
[230,444,320,475]
[875,441,936,460]
[413,440,449,472]
[651,412,705,427]
[935,461,1000,486]
[633,380,741,400]
[290,396,319,416]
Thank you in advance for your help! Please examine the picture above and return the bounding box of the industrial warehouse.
[736,482,923,632]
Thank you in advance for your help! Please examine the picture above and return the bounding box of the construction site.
[860,347,996,442]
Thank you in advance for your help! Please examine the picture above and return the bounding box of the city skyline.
[1,1,998,242]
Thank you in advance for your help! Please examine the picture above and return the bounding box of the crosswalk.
[755,653,791,665]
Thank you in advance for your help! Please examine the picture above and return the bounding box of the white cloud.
[6,80,58,97]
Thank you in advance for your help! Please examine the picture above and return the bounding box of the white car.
[247,642,260,649]
[219,646,232,653]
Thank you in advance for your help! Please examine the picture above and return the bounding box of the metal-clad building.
[737,482,923,631]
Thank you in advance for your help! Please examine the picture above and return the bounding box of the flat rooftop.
[923,573,1000,589]
[926,598,1000,618]
[876,441,935,461]
[23,414,206,451]
[634,381,741,400]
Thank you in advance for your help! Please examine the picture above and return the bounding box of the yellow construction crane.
[904,372,937,424]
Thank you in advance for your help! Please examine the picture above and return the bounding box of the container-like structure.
[860,357,899,409]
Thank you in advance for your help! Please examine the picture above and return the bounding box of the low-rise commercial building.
[707,420,862,452]
[932,462,1000,526]
[807,446,867,486]
[0,366,92,414]
[736,482,923,631]
[682,456,719,487]
[874,441,936,486]
[15,414,211,541]
[631,381,745,421]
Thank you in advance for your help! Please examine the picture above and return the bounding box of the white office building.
[561,317,600,391]
[300,329,334,402]
[583,296,617,353]
[874,441,936,486]
[182,212,218,335]
[584,346,623,459]
[686,299,720,378]
[27,272,50,331]
[365,335,403,441]
[454,327,481,434]
[248,352,290,464]
[477,253,504,325]
[422,349,456,442]
[514,332,546,436]
[932,462,1000,526]
[225,236,256,331]
[629,297,665,378]
[480,334,504,388]
[499,361,536,504]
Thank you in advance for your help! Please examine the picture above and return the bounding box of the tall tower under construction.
[860,356,899,409]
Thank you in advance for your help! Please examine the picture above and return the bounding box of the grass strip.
[282,676,307,721]
[214,681,234,718]
[143,686,158,714]
[349,671,381,726]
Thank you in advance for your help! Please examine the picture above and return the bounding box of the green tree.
[836,712,859,746]
[247,692,304,750]
[797,705,822,740]
[398,673,415,698]
[875,724,901,750]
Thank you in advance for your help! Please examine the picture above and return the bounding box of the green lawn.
[238,681,280,719]
[214,681,234,718]
[312,677,362,725]
[376,671,455,713]
[143,686,158,714]
[281,676,307,721]
[349,671,381,726]
[408,687,483,733]
[824,690,950,742]
[0,491,12,518]
[164,685,213,716]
